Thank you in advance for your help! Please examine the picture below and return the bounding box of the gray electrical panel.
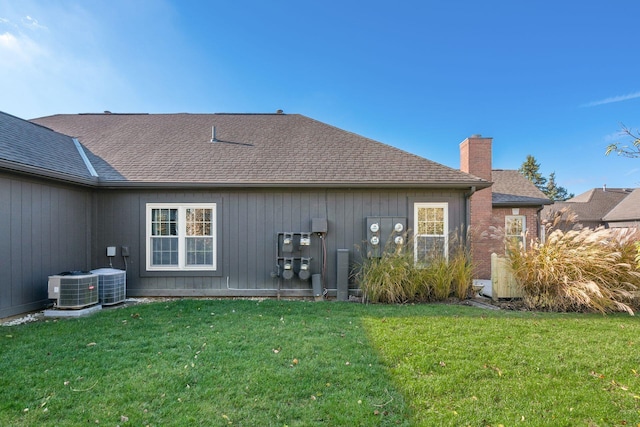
[311,218,328,234]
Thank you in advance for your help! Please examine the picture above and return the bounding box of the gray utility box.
[311,218,328,234]
[336,249,349,301]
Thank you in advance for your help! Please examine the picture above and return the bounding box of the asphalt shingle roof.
[30,112,490,188]
[602,188,640,221]
[0,111,95,182]
[543,188,633,222]
[491,169,551,206]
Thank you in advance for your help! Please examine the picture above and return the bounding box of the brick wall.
[491,207,541,252]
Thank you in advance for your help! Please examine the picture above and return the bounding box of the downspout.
[464,186,476,245]
[536,206,545,243]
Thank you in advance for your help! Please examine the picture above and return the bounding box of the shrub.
[416,252,449,300]
[506,223,640,315]
[450,232,474,299]
[355,245,415,304]
[355,230,473,303]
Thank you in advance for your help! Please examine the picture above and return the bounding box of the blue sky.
[1,0,639,195]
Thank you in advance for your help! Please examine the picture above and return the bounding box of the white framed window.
[505,215,526,250]
[146,203,217,271]
[414,202,448,264]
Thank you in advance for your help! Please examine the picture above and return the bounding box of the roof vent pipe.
[211,126,218,143]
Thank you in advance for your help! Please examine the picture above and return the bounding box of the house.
[460,135,552,282]
[542,187,638,230]
[1,110,493,318]
[0,112,95,317]
[602,188,640,228]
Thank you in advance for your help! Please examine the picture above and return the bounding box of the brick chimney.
[460,135,493,280]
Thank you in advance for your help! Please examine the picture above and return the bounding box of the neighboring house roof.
[0,111,97,184]
[542,187,635,224]
[29,112,490,189]
[602,188,640,222]
[491,169,551,206]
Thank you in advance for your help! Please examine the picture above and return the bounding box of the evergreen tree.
[519,155,574,201]
[518,155,547,192]
[545,171,574,201]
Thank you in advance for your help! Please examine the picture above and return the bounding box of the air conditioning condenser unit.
[48,272,99,309]
[91,268,126,305]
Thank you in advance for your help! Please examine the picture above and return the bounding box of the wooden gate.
[491,253,523,300]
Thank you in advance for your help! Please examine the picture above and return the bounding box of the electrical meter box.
[366,217,407,257]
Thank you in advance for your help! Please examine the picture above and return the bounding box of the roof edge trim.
[73,138,99,177]
[93,180,493,190]
[493,200,554,207]
[0,158,97,187]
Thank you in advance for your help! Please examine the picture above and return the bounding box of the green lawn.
[1,299,639,426]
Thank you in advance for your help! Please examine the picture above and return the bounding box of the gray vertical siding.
[91,187,467,297]
[0,174,92,318]
[1,182,468,317]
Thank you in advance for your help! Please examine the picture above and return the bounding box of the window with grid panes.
[505,215,526,251]
[414,203,448,264]
[146,203,216,271]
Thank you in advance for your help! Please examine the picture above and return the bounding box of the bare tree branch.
[606,123,640,158]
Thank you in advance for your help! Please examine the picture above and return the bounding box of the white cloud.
[582,91,640,107]
[0,30,45,66]
[603,131,625,142]
[0,31,16,47]
[0,5,128,118]
[22,15,47,30]
[0,1,183,118]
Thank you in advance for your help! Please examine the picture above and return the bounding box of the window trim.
[146,203,217,271]
[413,202,449,264]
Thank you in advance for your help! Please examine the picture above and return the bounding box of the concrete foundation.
[44,304,102,318]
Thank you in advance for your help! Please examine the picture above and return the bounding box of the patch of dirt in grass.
[495,299,527,311]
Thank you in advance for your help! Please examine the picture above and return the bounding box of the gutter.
[0,158,98,187]
[0,161,492,191]
[93,180,493,190]
[537,205,546,243]
[493,201,554,207]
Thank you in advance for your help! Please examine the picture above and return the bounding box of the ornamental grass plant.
[355,230,473,304]
[504,212,640,314]
[354,244,416,304]
[449,232,474,299]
